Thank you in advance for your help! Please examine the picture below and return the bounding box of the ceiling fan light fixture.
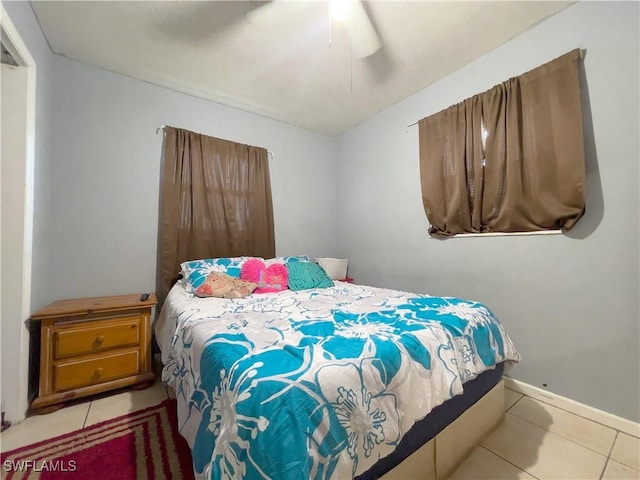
[330,0,353,22]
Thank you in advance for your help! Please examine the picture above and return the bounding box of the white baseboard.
[504,376,640,438]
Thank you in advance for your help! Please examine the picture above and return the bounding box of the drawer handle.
[95,335,105,344]
[95,367,104,377]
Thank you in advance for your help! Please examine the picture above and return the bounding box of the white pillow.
[315,258,348,280]
[264,255,311,267]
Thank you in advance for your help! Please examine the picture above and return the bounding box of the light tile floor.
[452,389,640,480]
[1,381,170,452]
[2,384,639,480]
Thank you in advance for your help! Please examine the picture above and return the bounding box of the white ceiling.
[31,1,572,136]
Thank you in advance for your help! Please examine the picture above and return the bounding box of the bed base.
[381,379,505,479]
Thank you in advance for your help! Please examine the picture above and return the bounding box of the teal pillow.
[287,262,334,291]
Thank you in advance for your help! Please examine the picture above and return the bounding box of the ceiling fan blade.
[245,1,310,26]
[346,0,381,58]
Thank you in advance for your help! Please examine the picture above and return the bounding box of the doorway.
[1,11,36,424]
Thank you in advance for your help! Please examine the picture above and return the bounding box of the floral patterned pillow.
[180,257,259,293]
[194,271,257,299]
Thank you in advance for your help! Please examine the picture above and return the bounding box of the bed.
[155,280,520,480]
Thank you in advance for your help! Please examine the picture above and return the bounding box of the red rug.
[1,399,194,480]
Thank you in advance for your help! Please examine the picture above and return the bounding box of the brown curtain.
[159,127,275,298]
[419,49,585,237]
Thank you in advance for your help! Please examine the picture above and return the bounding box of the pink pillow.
[240,258,288,293]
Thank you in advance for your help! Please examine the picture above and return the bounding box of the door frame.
[1,3,37,422]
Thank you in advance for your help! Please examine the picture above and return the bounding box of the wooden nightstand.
[30,293,157,412]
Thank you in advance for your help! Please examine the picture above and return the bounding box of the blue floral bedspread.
[156,281,520,480]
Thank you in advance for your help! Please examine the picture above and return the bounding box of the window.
[418,49,585,237]
[159,127,275,297]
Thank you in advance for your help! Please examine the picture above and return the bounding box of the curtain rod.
[405,49,587,130]
[155,125,274,160]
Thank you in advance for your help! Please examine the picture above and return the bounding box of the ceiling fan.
[246,0,381,59]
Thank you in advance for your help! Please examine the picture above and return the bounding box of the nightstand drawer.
[54,318,140,359]
[54,350,140,391]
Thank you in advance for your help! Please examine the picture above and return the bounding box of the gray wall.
[336,1,639,421]
[47,56,338,302]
